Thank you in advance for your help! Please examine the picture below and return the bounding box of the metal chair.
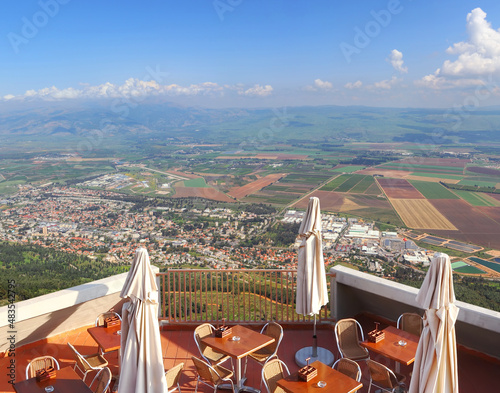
[334,318,370,362]
[366,359,406,393]
[68,342,108,382]
[397,313,423,336]
[165,362,184,393]
[192,356,235,393]
[25,356,60,379]
[194,323,232,368]
[244,321,283,386]
[332,357,362,382]
[261,359,289,393]
[89,367,112,393]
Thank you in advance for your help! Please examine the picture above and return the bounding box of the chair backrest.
[332,358,361,382]
[95,311,122,327]
[261,359,289,393]
[366,359,399,389]
[335,318,364,357]
[192,356,224,386]
[165,362,184,390]
[397,313,423,336]
[25,356,60,379]
[90,367,112,393]
[68,342,92,372]
[261,322,283,355]
[194,323,219,361]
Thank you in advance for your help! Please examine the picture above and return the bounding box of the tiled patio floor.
[1,321,499,393]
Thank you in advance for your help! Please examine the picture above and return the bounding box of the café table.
[14,366,93,393]
[360,325,419,372]
[277,360,362,393]
[201,324,275,393]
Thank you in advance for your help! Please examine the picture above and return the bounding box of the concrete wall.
[0,272,131,354]
[330,265,500,359]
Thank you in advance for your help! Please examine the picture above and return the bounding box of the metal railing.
[157,269,334,325]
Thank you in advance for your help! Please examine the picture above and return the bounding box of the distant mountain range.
[1,99,500,147]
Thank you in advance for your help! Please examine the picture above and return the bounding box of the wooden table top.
[14,366,92,393]
[87,324,121,352]
[277,361,362,393]
[360,326,419,366]
[201,325,275,360]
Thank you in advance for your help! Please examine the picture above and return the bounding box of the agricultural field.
[172,187,233,202]
[349,176,376,193]
[451,261,486,274]
[390,198,457,230]
[431,200,500,249]
[335,174,366,192]
[457,179,498,188]
[331,165,365,173]
[183,178,210,188]
[228,173,285,199]
[377,178,423,199]
[377,162,465,174]
[321,175,349,191]
[408,180,459,199]
[410,172,464,180]
[453,190,500,206]
[468,257,500,274]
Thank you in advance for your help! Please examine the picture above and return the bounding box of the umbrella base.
[295,346,334,367]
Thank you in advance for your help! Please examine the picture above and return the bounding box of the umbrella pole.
[312,315,318,357]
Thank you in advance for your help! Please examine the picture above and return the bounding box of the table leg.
[395,361,400,374]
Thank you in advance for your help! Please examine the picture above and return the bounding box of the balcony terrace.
[1,266,499,393]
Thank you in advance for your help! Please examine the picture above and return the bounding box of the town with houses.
[0,184,435,276]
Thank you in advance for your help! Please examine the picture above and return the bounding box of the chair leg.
[194,377,199,393]
[368,380,372,393]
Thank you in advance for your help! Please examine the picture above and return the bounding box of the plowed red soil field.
[173,187,234,202]
[431,200,500,249]
[377,178,423,199]
[228,173,285,199]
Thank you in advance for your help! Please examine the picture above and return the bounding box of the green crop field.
[458,179,497,188]
[183,178,210,188]
[411,172,464,180]
[335,174,366,192]
[379,163,464,173]
[469,257,500,273]
[453,190,498,206]
[409,180,459,199]
[349,176,375,193]
[454,265,486,274]
[332,165,365,173]
[320,175,348,191]
[451,261,468,269]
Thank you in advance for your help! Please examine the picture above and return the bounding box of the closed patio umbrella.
[409,252,459,393]
[294,197,333,367]
[118,247,167,393]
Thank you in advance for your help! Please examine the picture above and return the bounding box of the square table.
[88,324,121,391]
[201,324,275,393]
[14,366,93,393]
[277,360,362,393]
[360,325,419,372]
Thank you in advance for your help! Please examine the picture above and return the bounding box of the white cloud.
[369,76,400,90]
[387,49,408,74]
[3,79,271,101]
[305,79,333,91]
[239,84,273,97]
[419,8,500,88]
[344,80,363,89]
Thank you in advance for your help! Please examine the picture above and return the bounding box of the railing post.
[329,268,337,322]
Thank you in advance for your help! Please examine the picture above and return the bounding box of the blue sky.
[2,0,500,108]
